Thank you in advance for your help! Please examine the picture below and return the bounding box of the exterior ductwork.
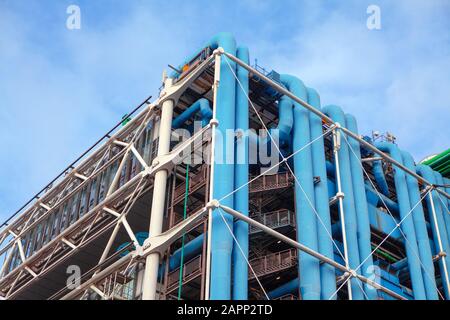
[323,105,364,300]
[3,32,450,301]
[281,74,321,300]
[374,142,426,299]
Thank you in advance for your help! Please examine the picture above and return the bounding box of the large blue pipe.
[280,74,320,299]
[268,94,294,149]
[374,142,426,299]
[307,88,336,299]
[203,32,237,300]
[372,160,390,197]
[172,98,212,129]
[435,172,450,244]
[401,151,438,299]
[416,165,450,299]
[365,184,400,214]
[232,46,249,300]
[326,160,400,214]
[158,235,205,278]
[322,105,364,300]
[345,114,377,300]
[444,178,450,239]
[268,278,298,299]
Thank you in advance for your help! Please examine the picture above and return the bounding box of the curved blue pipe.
[374,142,426,299]
[323,105,364,300]
[365,183,400,214]
[204,32,237,300]
[158,234,205,278]
[401,151,438,299]
[372,160,390,197]
[268,94,293,149]
[345,114,377,299]
[281,74,320,299]
[307,87,336,299]
[170,32,234,78]
[232,46,249,300]
[326,160,400,214]
[172,98,212,129]
[434,172,450,245]
[416,165,450,299]
[268,278,298,299]
[444,178,450,239]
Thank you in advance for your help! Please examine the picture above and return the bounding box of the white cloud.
[251,0,450,162]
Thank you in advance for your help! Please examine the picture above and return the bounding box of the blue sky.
[1,0,449,221]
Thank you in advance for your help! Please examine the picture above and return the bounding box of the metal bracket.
[141,207,208,257]
[149,123,211,176]
[333,123,341,151]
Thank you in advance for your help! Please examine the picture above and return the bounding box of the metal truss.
[3,47,448,301]
[0,52,216,299]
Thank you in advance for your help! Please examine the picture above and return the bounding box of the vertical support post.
[332,126,353,300]
[141,78,175,300]
[134,262,145,299]
[428,188,450,297]
[204,52,221,300]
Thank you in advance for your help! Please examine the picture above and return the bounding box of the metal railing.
[249,209,295,234]
[249,172,293,193]
[249,248,297,279]
[166,254,202,293]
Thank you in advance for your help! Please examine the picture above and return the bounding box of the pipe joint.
[151,159,159,168]
[209,118,219,127]
[206,199,220,210]
[333,130,341,151]
[336,191,345,200]
[213,47,225,56]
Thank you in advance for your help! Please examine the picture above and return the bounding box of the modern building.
[0,33,449,300]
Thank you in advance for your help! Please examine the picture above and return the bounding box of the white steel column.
[428,188,450,297]
[142,78,175,300]
[332,126,353,300]
[204,50,222,300]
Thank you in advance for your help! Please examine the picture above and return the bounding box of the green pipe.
[441,166,450,176]
[371,245,398,263]
[423,148,450,166]
[433,161,450,172]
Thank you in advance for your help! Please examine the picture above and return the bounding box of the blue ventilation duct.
[232,46,250,300]
[281,74,321,299]
[345,113,377,300]
[172,98,212,129]
[372,160,390,197]
[416,165,450,299]
[374,142,426,299]
[162,33,450,300]
[401,151,438,299]
[435,172,450,244]
[444,178,450,238]
[158,234,205,278]
[269,94,294,149]
[307,87,336,299]
[268,278,298,299]
[323,105,364,300]
[203,32,237,300]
